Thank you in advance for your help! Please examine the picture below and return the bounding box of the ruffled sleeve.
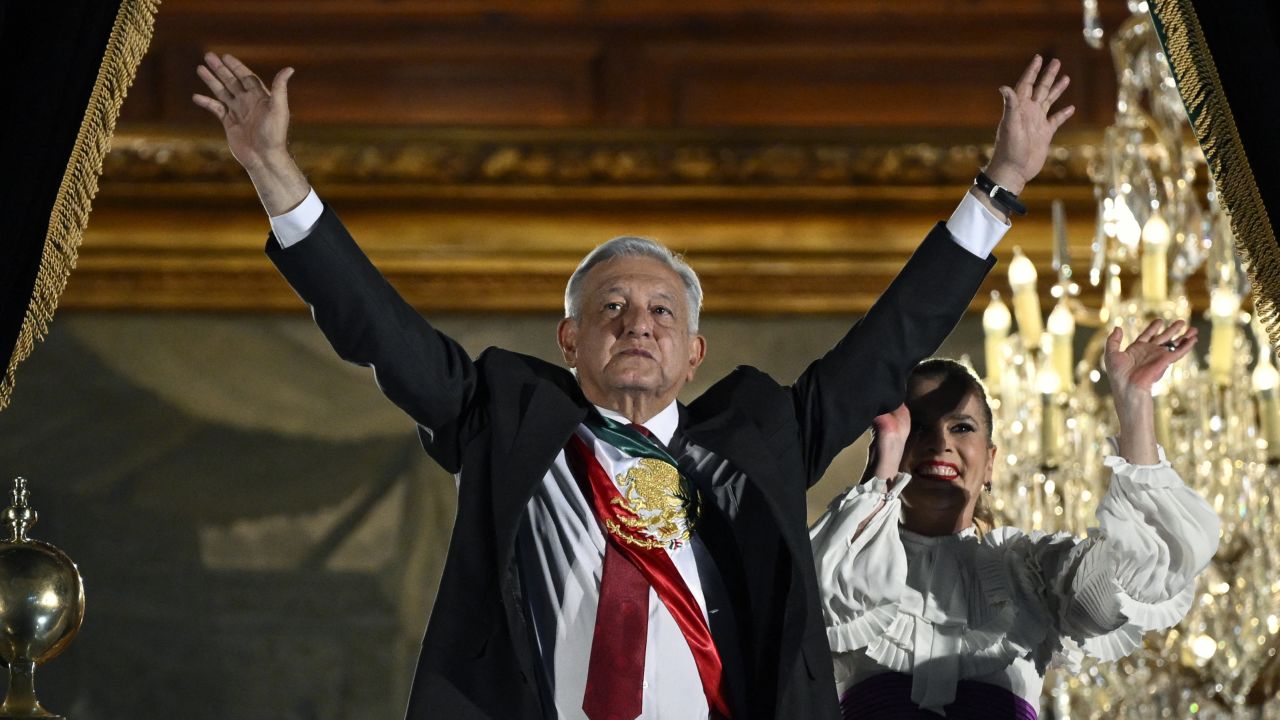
[810,474,911,653]
[1044,443,1220,660]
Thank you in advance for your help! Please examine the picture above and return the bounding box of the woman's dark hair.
[907,358,997,532]
[908,358,994,445]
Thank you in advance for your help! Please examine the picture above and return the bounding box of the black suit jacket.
[267,206,994,720]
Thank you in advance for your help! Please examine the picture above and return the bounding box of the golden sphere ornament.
[0,478,85,719]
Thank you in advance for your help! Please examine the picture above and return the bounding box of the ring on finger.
[1161,340,1178,352]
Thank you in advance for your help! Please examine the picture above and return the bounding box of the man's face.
[557,255,706,410]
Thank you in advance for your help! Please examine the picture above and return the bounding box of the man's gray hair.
[564,236,704,332]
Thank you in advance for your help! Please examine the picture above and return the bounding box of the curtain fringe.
[1151,0,1280,350]
[0,0,161,410]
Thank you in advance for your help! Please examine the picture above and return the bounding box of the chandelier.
[975,2,1278,717]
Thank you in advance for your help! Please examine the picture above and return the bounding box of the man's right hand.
[193,53,310,216]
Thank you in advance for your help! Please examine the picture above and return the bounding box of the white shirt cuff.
[269,189,323,248]
[944,191,1010,259]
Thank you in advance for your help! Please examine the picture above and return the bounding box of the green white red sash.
[565,419,731,718]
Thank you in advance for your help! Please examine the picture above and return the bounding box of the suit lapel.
[493,378,589,570]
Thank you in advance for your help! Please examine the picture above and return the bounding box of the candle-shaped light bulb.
[1008,247,1043,350]
[1209,286,1239,317]
[1142,212,1171,245]
[983,292,1012,333]
[1253,354,1278,392]
[1114,197,1142,250]
[1141,212,1171,304]
[983,291,1012,390]
[1036,363,1062,395]
[1209,287,1240,385]
[1047,300,1076,389]
[1253,352,1280,460]
[1009,248,1038,286]
[1037,364,1063,468]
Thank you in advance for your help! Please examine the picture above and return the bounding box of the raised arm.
[193,53,310,216]
[1037,320,1218,657]
[1103,319,1197,463]
[791,56,1073,485]
[976,55,1074,220]
[193,55,479,470]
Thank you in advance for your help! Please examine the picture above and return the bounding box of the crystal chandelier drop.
[976,2,1278,717]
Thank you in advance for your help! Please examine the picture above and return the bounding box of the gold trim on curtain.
[0,0,161,410]
[1151,0,1280,348]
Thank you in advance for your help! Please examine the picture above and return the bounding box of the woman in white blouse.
[810,319,1219,719]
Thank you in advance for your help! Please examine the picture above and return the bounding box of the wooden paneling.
[154,0,1114,21]
[216,43,603,126]
[645,44,1017,128]
[128,0,1126,130]
[87,1,1149,314]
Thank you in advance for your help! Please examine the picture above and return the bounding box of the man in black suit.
[194,53,1072,720]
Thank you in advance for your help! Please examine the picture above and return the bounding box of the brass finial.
[3,477,38,543]
[0,475,83,718]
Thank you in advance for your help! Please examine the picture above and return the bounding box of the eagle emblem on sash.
[607,458,693,550]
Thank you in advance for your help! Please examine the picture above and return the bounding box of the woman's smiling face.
[899,374,996,528]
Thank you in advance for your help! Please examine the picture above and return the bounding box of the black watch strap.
[974,170,1027,217]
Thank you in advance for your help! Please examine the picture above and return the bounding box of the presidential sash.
[565,418,731,719]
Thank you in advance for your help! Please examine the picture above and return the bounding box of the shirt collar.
[595,401,679,447]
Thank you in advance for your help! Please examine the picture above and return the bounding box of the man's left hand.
[985,55,1075,195]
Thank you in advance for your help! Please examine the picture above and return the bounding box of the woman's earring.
[983,483,992,494]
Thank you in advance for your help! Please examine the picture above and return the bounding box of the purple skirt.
[840,672,1038,720]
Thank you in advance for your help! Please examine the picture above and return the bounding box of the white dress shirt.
[516,402,722,720]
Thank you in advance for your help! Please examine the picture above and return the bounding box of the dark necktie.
[581,423,657,720]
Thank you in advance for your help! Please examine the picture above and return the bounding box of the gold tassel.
[0,0,161,410]
[1151,0,1280,351]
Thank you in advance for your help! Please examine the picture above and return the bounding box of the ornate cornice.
[79,129,1115,314]
[102,130,1100,195]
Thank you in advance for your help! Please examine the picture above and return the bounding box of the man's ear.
[557,317,578,366]
[685,334,707,381]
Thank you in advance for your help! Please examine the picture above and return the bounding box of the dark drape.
[0,0,158,411]
[1150,0,1280,349]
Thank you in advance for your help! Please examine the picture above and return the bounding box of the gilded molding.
[80,130,1111,314]
[104,131,1099,189]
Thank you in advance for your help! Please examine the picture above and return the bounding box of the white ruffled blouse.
[809,446,1220,716]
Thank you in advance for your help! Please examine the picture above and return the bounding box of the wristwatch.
[974,170,1028,217]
